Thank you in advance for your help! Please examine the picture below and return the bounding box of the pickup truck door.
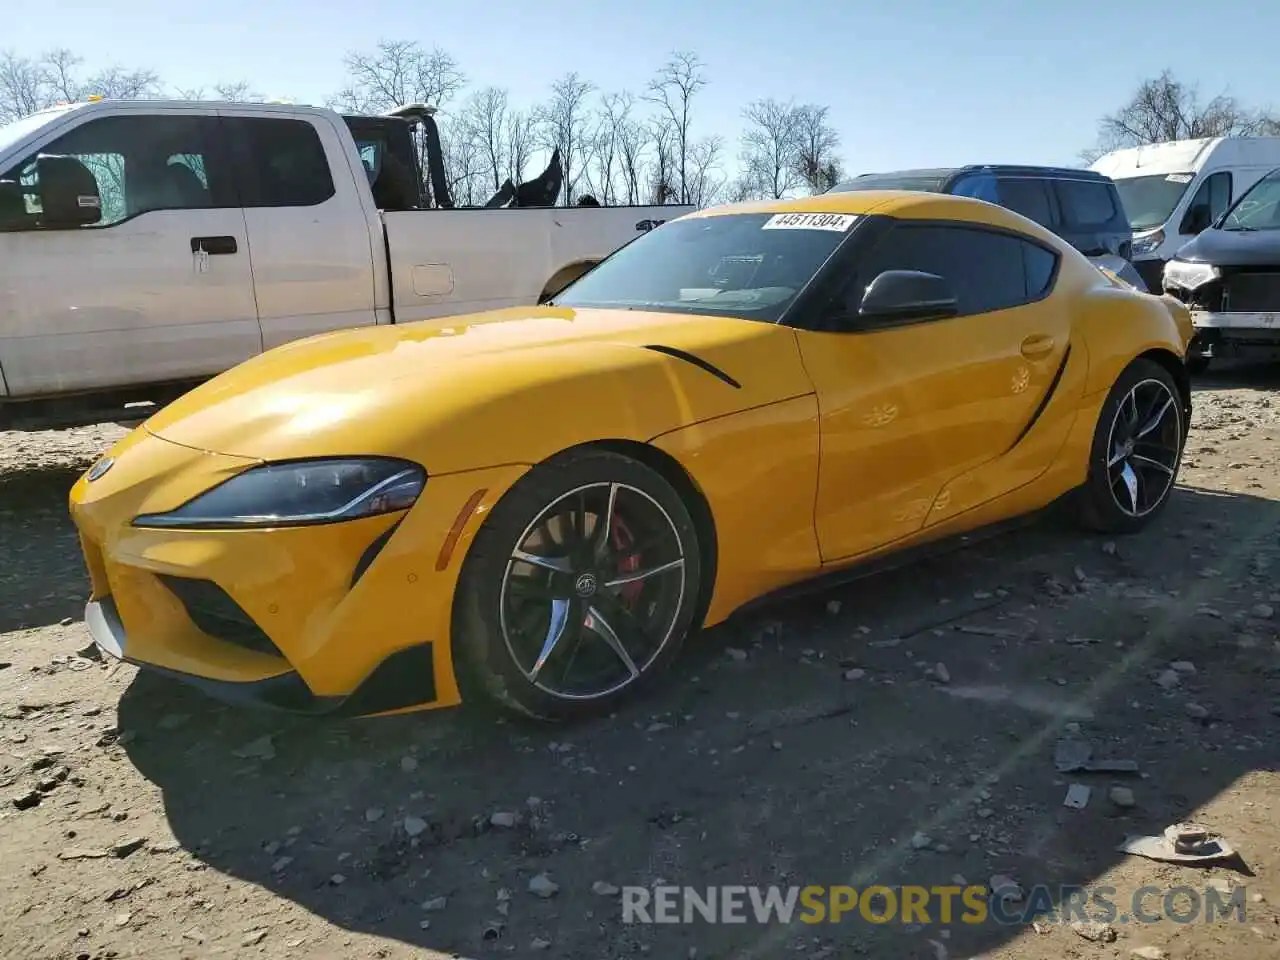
[0,110,260,397]
[223,112,379,349]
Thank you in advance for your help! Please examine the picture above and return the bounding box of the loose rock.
[1071,920,1117,943]
[11,789,41,811]
[528,873,560,898]
[422,896,448,912]
[400,755,418,772]
[365,807,385,823]
[1185,702,1211,720]
[531,937,552,950]
[724,647,748,662]
[910,832,932,850]
[490,811,517,828]
[403,816,428,837]
[1109,787,1137,809]
[1129,948,1168,960]
[592,881,621,896]
[233,735,276,761]
[1251,603,1274,620]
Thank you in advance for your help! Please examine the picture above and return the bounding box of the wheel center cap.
[574,572,598,598]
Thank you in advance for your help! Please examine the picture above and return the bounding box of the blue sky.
[9,0,1280,174]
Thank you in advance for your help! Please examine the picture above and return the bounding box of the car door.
[224,113,379,350]
[793,220,1070,564]
[0,110,260,397]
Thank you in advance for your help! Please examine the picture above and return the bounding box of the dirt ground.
[1,365,1279,960]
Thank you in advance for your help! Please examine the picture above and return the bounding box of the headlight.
[1131,230,1164,258]
[133,458,426,529]
[1163,259,1219,291]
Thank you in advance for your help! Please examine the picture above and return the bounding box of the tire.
[1075,357,1186,535]
[1185,355,1210,375]
[453,447,703,721]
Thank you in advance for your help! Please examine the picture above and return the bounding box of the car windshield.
[1219,168,1280,232]
[551,212,855,322]
[1112,173,1194,231]
[0,107,72,158]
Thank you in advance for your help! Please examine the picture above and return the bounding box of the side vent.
[1005,345,1072,453]
[640,344,741,389]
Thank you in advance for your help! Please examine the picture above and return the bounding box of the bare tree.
[647,116,678,205]
[175,81,266,102]
[791,104,842,194]
[685,136,725,207]
[330,40,465,113]
[461,86,510,192]
[645,51,707,204]
[506,109,536,186]
[582,91,633,204]
[440,115,484,206]
[1085,70,1280,161]
[739,98,801,199]
[0,48,161,121]
[615,108,649,204]
[538,71,594,205]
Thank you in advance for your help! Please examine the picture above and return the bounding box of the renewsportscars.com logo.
[621,884,1249,926]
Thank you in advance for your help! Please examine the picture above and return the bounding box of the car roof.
[686,190,1069,248]
[830,164,1113,193]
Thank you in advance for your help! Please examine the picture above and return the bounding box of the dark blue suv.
[828,165,1143,289]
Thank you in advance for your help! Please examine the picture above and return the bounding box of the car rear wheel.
[1075,358,1185,534]
[454,448,703,721]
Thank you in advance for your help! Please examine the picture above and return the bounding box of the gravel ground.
[1,366,1279,960]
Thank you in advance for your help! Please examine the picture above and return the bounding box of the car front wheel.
[454,447,703,721]
[1075,357,1186,534]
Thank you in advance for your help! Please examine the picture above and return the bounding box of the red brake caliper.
[610,513,644,605]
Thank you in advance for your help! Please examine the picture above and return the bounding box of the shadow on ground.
[111,484,1280,959]
[0,466,89,633]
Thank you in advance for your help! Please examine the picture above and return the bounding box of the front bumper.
[1188,311,1280,361]
[1133,258,1167,293]
[69,428,527,717]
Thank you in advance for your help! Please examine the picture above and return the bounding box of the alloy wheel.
[1105,377,1182,518]
[498,482,688,701]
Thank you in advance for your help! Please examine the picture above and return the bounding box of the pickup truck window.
[551,212,850,323]
[227,117,336,208]
[0,114,232,229]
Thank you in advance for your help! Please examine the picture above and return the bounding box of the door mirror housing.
[857,269,959,324]
[35,154,102,228]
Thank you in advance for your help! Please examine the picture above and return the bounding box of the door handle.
[1021,334,1055,360]
[190,236,238,255]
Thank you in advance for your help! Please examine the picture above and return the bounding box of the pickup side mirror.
[35,155,102,228]
[856,269,959,324]
[1182,202,1212,235]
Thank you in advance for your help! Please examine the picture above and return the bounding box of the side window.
[996,177,1055,227]
[0,114,228,229]
[231,117,336,207]
[950,173,998,203]
[1022,243,1058,298]
[1054,178,1119,228]
[853,224,1053,318]
[1180,171,1232,232]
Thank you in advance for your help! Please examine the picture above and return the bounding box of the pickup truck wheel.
[1074,358,1185,535]
[454,448,702,721]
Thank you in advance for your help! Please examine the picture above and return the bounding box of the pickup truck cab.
[0,99,691,428]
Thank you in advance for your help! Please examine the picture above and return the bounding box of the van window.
[1055,179,1119,229]
[1179,171,1232,232]
[228,117,336,207]
[0,114,230,229]
[996,178,1054,227]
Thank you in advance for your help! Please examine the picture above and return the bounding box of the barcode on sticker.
[762,212,858,232]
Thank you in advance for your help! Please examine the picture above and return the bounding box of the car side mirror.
[35,154,102,228]
[857,269,959,324]
[1183,203,1212,235]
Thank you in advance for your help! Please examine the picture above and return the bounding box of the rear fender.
[1075,287,1192,398]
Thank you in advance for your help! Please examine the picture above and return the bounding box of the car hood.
[139,304,809,473]
[1174,227,1280,267]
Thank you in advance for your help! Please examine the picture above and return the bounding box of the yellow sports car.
[68,191,1194,722]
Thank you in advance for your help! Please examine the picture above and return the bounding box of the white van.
[1090,136,1280,291]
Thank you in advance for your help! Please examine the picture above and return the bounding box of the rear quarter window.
[1055,178,1121,229]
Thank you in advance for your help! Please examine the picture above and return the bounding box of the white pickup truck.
[0,98,691,429]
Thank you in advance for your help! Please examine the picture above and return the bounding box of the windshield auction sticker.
[762,212,859,231]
